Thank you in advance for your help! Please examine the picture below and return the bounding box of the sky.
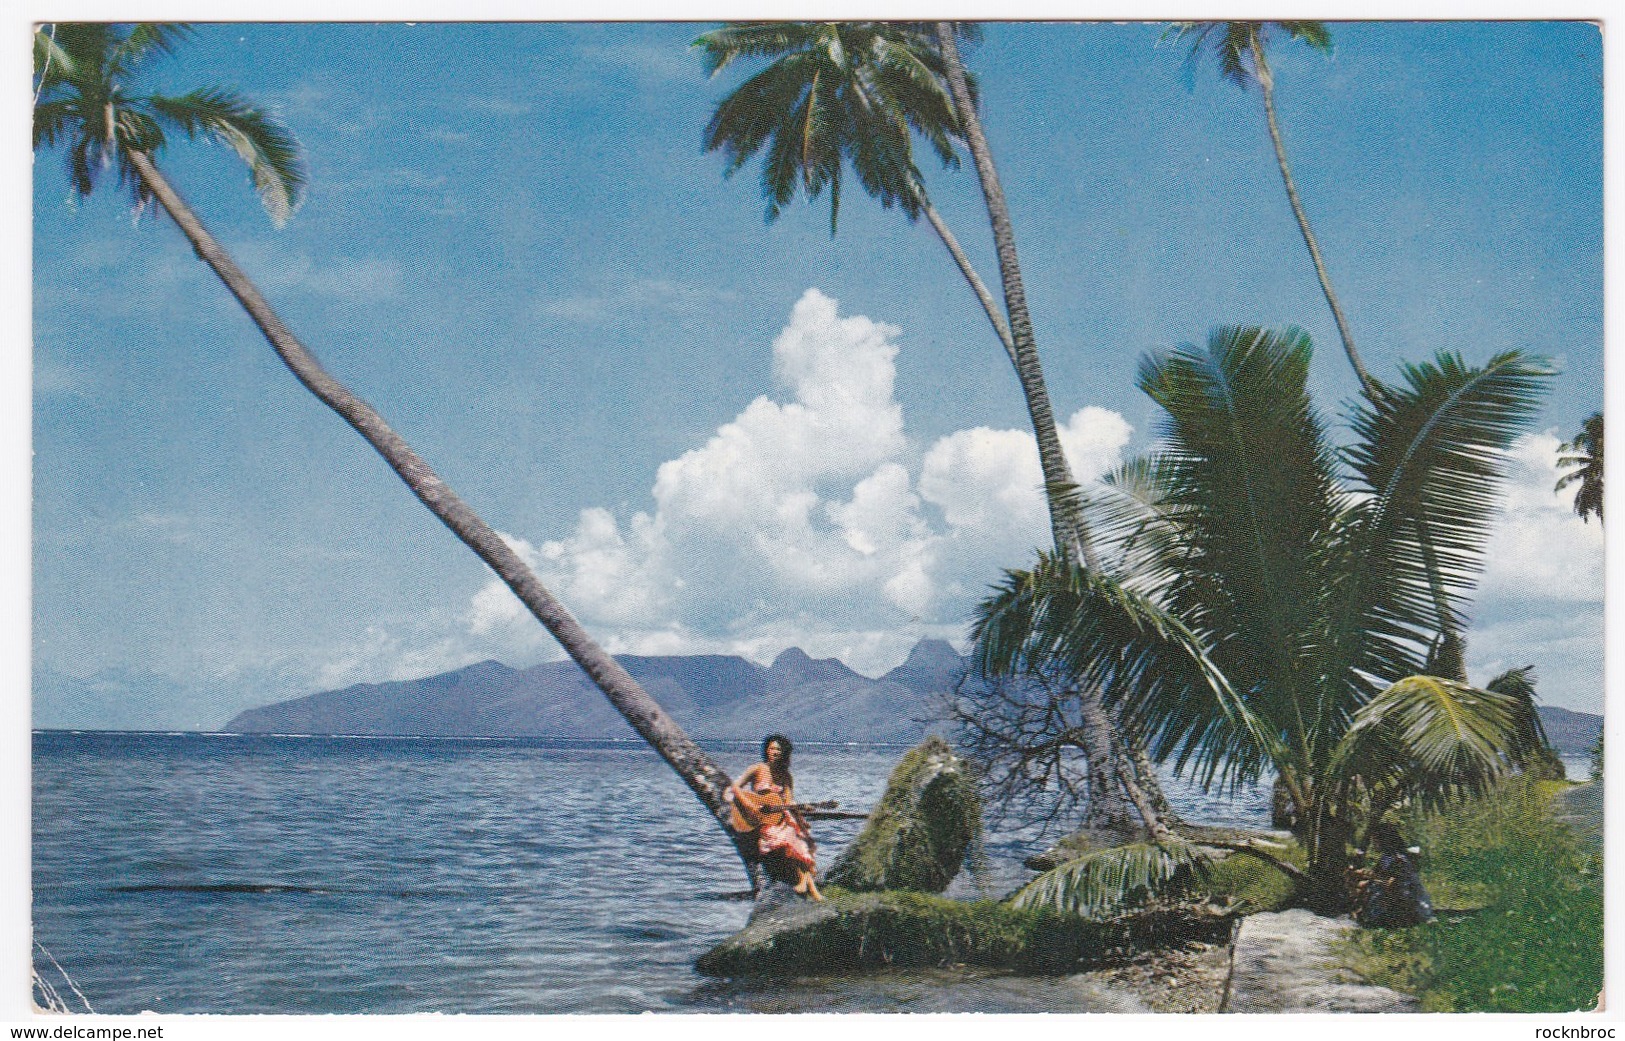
[28,20,1606,731]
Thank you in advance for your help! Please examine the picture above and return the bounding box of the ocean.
[36,730,1566,1015]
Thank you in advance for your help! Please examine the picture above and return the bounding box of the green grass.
[1195,841,1301,913]
[1343,778,1603,1012]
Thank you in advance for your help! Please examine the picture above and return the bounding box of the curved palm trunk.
[918,196,1017,368]
[1251,37,1379,402]
[933,24,1091,568]
[933,24,1172,835]
[1252,37,1469,669]
[126,149,762,886]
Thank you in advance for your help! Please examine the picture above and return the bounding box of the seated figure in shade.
[1353,821,1434,928]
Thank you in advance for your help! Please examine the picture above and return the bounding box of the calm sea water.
[31,730,1287,1014]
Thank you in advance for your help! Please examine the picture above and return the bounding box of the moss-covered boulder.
[695,889,1233,977]
[823,736,979,893]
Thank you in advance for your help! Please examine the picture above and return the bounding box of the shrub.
[1345,779,1602,1012]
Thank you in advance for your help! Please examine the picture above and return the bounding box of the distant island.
[219,640,1601,756]
[221,639,969,744]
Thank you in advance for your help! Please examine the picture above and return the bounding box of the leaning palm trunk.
[1251,36,1378,402]
[933,24,1172,834]
[126,149,760,884]
[933,24,1090,566]
[918,196,1017,369]
[1249,37,1472,666]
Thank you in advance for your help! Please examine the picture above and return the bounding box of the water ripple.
[33,731,1295,1014]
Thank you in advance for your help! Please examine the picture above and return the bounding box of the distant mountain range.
[1535,705,1604,759]
[221,642,1602,756]
[222,640,969,744]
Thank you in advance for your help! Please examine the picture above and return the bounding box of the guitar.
[727,788,838,833]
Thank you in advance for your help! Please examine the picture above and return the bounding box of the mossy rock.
[823,736,980,893]
[695,889,1232,978]
[1023,824,1141,871]
[1198,847,1298,913]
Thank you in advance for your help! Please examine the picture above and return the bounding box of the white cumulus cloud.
[462,289,1134,676]
[1466,430,1605,711]
[1476,431,1604,605]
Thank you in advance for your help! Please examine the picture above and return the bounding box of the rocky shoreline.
[701,737,1415,1013]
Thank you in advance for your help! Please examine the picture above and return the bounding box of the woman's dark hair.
[1368,821,1405,855]
[762,733,794,763]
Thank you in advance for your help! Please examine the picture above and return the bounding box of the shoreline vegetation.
[34,21,1601,1017]
[701,738,1601,1015]
[1339,776,1603,1012]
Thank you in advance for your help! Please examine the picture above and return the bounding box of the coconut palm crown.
[1168,21,1331,89]
[1556,411,1603,524]
[695,21,974,235]
[974,327,1554,907]
[35,23,305,225]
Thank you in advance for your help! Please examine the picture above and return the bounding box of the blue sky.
[30,20,1605,728]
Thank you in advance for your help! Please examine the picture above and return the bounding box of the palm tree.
[35,23,758,882]
[698,20,1096,561]
[1556,412,1603,523]
[1170,22,1382,402]
[698,21,1171,832]
[974,326,1553,907]
[696,24,1018,369]
[1172,21,1488,689]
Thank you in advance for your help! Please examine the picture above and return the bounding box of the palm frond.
[1329,675,1526,811]
[34,25,76,96]
[704,54,811,173]
[972,554,1287,791]
[1088,454,1197,591]
[1168,20,1331,89]
[1483,664,1537,702]
[1007,840,1212,919]
[147,88,306,224]
[50,23,117,92]
[1334,351,1554,691]
[33,99,79,150]
[1168,21,1257,87]
[1135,327,1342,736]
[1483,665,1554,769]
[1555,411,1602,523]
[1423,629,1466,681]
[65,133,99,198]
[1278,21,1333,53]
[110,23,192,76]
[865,30,962,165]
[693,22,821,76]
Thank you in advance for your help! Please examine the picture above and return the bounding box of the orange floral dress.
[751,781,816,869]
